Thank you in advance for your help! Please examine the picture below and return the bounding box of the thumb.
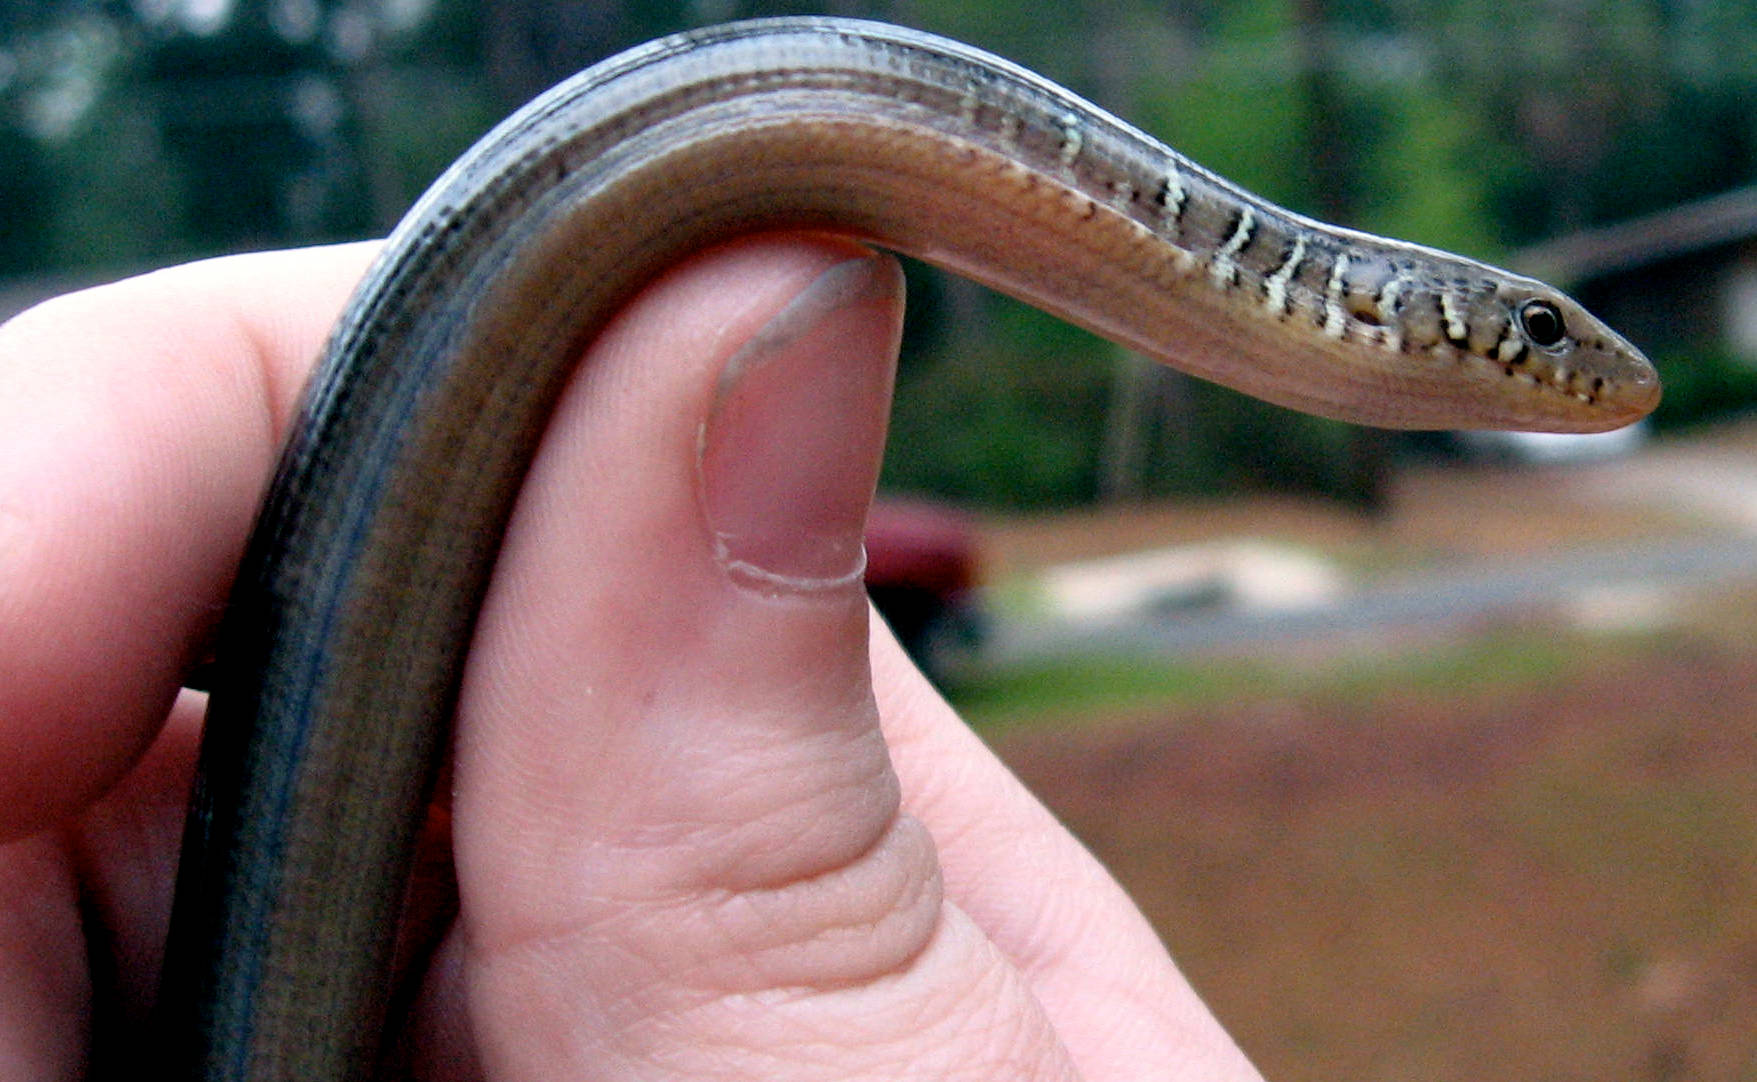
[445,233,1079,1079]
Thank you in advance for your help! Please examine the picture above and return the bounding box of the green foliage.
[0,127,49,274]
[1648,348,1757,431]
[1131,0,1309,208]
[38,95,185,267]
[1181,384,1389,509]
[883,290,1113,508]
[352,66,501,218]
[1356,90,1508,260]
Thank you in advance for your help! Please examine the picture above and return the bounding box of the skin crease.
[0,235,1265,1080]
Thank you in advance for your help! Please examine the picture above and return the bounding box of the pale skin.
[0,233,1266,1080]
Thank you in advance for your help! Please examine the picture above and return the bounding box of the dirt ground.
[995,634,1757,1081]
[971,421,1757,1081]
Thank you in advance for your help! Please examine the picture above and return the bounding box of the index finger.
[0,242,379,840]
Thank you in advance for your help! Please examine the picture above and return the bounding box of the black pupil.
[1520,300,1565,348]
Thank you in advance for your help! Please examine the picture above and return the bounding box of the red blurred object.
[864,498,978,596]
[863,499,984,682]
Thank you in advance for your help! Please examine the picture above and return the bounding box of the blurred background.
[5,0,1757,1077]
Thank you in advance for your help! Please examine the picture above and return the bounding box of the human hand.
[0,234,1264,1079]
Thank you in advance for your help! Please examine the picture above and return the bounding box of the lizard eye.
[1517,299,1567,349]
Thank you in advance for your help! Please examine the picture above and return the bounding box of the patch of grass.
[952,624,1657,730]
[949,653,1276,728]
[1316,631,1584,702]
